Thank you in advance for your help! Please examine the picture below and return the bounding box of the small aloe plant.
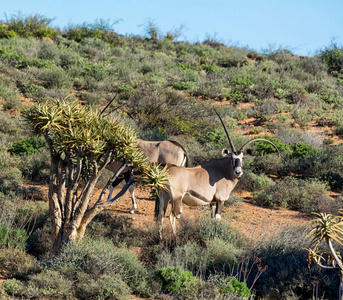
[306,210,343,300]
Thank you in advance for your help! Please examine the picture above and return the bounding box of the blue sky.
[1,0,342,56]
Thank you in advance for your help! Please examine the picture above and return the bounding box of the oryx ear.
[222,148,230,157]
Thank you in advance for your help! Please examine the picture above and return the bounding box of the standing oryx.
[155,110,280,237]
[106,139,189,213]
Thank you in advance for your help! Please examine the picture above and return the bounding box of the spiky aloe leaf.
[141,162,169,190]
[23,98,168,189]
[307,211,343,247]
[23,98,66,133]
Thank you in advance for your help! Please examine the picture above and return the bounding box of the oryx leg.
[214,200,224,220]
[107,170,137,214]
[122,171,138,214]
[170,196,183,235]
[107,177,125,201]
[176,202,183,219]
[128,185,137,214]
[210,204,216,218]
[157,189,170,238]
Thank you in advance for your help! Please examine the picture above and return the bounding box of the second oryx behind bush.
[106,139,189,213]
[155,109,280,237]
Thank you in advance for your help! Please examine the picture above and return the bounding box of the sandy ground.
[103,184,310,243]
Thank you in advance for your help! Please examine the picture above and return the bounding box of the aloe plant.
[23,98,166,255]
[306,210,343,300]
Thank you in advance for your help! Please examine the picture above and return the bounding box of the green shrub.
[121,86,210,136]
[139,127,168,141]
[18,149,50,181]
[2,96,21,111]
[0,78,21,110]
[0,284,9,300]
[64,25,100,42]
[8,137,43,156]
[238,171,275,192]
[253,177,331,213]
[321,171,343,190]
[291,142,316,158]
[320,43,343,74]
[0,224,28,250]
[291,104,316,128]
[227,91,245,103]
[18,83,45,98]
[39,67,72,89]
[0,114,26,137]
[280,145,343,179]
[152,217,244,279]
[184,279,219,300]
[155,266,196,293]
[0,23,18,38]
[38,41,58,60]
[218,51,249,68]
[198,125,238,148]
[2,13,56,38]
[206,238,243,271]
[27,224,51,258]
[0,248,38,278]
[0,150,22,192]
[202,64,220,73]
[58,50,83,69]
[27,269,75,299]
[115,248,157,296]
[0,195,47,257]
[197,216,243,245]
[80,273,131,300]
[156,236,244,280]
[319,87,343,106]
[254,135,291,155]
[3,279,25,297]
[250,126,264,134]
[198,128,228,147]
[247,153,282,176]
[220,276,250,298]
[76,91,106,106]
[156,241,206,276]
[0,39,51,69]
[254,98,290,120]
[48,238,122,279]
[225,194,242,206]
[48,237,154,296]
[63,19,119,42]
[82,62,109,80]
[172,81,197,91]
[335,124,343,137]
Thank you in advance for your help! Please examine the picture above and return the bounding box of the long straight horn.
[239,138,281,158]
[213,108,236,153]
[100,92,118,116]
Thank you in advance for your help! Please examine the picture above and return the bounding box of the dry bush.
[0,248,39,278]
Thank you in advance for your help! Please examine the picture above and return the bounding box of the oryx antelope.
[155,110,280,237]
[106,139,189,213]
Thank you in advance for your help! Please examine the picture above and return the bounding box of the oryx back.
[138,140,189,167]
